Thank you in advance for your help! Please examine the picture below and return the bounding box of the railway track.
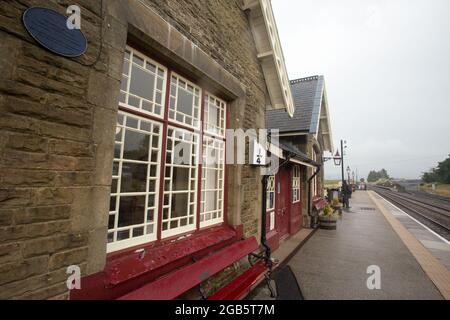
[408,190,450,206]
[370,186,450,241]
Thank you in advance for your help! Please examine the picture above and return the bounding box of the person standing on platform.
[342,180,352,209]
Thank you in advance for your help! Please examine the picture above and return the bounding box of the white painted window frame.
[266,175,276,212]
[119,46,167,119]
[312,147,318,196]
[109,46,230,251]
[292,165,301,203]
[107,111,163,253]
[204,93,226,138]
[200,136,225,228]
[168,72,202,130]
[161,126,199,239]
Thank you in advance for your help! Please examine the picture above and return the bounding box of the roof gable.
[266,76,323,133]
[266,75,333,152]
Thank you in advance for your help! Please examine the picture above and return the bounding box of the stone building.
[267,75,333,231]
[0,0,297,299]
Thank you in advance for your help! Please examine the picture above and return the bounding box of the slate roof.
[266,75,324,134]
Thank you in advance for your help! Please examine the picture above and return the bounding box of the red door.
[276,167,290,239]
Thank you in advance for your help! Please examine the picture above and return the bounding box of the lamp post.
[347,166,351,183]
[340,140,346,188]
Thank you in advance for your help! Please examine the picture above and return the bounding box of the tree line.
[422,156,450,184]
[367,169,390,183]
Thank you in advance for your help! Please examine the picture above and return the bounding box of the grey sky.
[272,0,450,180]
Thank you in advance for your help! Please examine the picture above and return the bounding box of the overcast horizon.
[272,0,450,181]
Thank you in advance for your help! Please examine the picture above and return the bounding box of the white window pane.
[172,167,190,190]
[170,193,189,218]
[119,47,166,118]
[121,163,147,193]
[107,112,162,253]
[118,196,146,227]
[204,93,226,137]
[201,136,225,228]
[130,65,155,101]
[162,126,198,237]
[177,88,194,115]
[208,104,218,128]
[123,130,149,161]
[169,73,201,128]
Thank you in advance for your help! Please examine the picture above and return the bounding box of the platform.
[252,191,450,300]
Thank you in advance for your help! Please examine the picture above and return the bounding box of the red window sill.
[71,224,243,300]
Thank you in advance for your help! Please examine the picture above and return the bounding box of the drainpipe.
[308,165,321,228]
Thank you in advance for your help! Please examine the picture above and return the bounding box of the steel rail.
[371,187,450,238]
[387,192,450,219]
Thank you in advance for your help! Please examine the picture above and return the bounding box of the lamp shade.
[333,150,341,166]
[333,157,341,166]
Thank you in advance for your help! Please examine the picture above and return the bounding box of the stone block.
[48,140,94,158]
[14,205,71,225]
[0,267,68,300]
[69,187,93,233]
[0,31,20,81]
[104,15,128,51]
[22,233,88,258]
[2,95,91,129]
[0,188,32,208]
[91,186,110,229]
[0,169,55,187]
[15,282,68,300]
[0,209,15,226]
[0,221,70,242]
[87,71,121,110]
[5,133,48,153]
[0,242,21,265]
[0,255,49,286]
[30,188,74,206]
[55,172,93,187]
[48,247,88,271]
[86,227,107,274]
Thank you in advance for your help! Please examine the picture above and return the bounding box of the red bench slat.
[208,260,268,300]
[118,237,259,300]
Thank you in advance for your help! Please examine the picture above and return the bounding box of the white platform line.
[376,193,450,246]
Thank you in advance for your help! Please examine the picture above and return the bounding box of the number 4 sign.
[250,140,267,166]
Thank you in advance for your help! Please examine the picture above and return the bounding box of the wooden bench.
[118,236,271,300]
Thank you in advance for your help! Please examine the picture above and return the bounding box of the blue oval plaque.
[22,7,87,58]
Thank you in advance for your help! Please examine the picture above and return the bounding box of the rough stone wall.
[141,0,267,239]
[0,0,125,299]
[0,0,266,299]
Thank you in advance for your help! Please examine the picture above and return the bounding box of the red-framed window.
[107,46,227,253]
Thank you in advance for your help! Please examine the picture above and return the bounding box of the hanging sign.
[22,7,87,58]
[250,140,267,166]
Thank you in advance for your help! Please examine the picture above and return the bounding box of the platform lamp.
[333,150,342,166]
[324,141,346,188]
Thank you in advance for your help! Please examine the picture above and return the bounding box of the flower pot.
[332,204,343,215]
[319,215,338,230]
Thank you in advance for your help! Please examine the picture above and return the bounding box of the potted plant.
[331,198,343,215]
[319,204,339,230]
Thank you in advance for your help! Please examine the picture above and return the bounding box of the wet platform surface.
[254,191,449,300]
